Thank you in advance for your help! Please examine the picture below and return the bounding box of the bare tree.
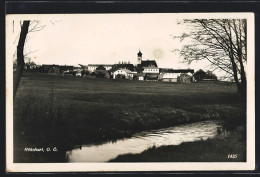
[173,19,247,102]
[13,20,58,98]
[13,21,30,98]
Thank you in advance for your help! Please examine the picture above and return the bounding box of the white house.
[143,66,159,74]
[104,65,113,71]
[88,64,113,72]
[159,69,194,82]
[73,66,82,72]
[161,72,179,82]
[113,68,135,80]
[87,65,96,72]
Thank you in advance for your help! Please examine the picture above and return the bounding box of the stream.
[66,120,219,162]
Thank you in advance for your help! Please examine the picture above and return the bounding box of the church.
[136,50,160,80]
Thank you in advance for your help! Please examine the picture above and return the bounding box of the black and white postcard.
[6,13,255,172]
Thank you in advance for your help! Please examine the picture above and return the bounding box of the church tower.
[137,49,142,64]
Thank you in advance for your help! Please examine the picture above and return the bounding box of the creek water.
[66,120,219,162]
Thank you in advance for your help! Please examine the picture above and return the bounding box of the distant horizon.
[39,57,197,71]
[27,57,197,69]
[7,13,244,78]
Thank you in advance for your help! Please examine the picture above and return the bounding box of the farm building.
[193,69,218,82]
[160,73,178,82]
[193,69,206,81]
[159,68,194,82]
[90,70,111,79]
[40,64,74,74]
[41,64,60,74]
[113,68,135,80]
[88,64,113,72]
[111,64,135,72]
[73,66,82,72]
[59,65,74,74]
[134,73,146,81]
[145,73,159,81]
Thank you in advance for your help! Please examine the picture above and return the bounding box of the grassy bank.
[109,125,246,162]
[13,72,246,162]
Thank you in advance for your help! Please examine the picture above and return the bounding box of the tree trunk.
[13,21,30,98]
[239,20,247,104]
[233,19,247,103]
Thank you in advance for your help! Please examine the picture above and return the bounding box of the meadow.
[13,72,246,162]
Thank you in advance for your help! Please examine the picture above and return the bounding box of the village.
[26,50,217,83]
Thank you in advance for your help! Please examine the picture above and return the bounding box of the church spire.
[137,49,142,64]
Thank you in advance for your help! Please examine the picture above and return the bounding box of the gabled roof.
[96,65,106,70]
[146,73,160,76]
[116,68,132,73]
[111,64,135,72]
[88,64,113,67]
[194,69,206,75]
[138,60,158,68]
[143,65,158,69]
[41,64,75,71]
[160,68,194,73]
[41,64,59,71]
[59,65,74,70]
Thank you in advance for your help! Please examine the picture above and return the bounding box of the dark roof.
[88,64,113,67]
[143,65,158,69]
[59,65,74,70]
[136,60,158,73]
[96,65,106,70]
[78,64,87,68]
[194,69,206,75]
[159,68,194,73]
[115,68,133,73]
[134,73,146,77]
[111,64,135,72]
[41,64,59,71]
[146,73,160,76]
[138,60,158,68]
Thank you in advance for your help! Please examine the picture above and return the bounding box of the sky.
[6,13,253,77]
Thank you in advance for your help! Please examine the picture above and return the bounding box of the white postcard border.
[6,13,255,172]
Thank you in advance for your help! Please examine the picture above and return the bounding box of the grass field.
[13,72,246,162]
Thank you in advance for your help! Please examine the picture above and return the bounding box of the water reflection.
[66,120,219,162]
